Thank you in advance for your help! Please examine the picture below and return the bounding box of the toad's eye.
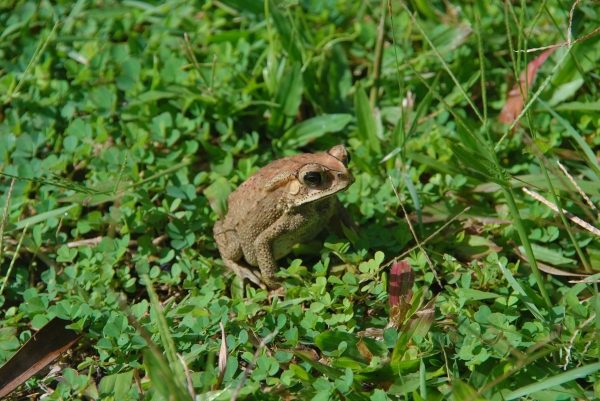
[302,171,324,186]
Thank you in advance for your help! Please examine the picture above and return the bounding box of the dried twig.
[66,234,167,248]
[523,188,600,237]
[569,278,600,283]
[557,161,599,218]
[516,26,600,52]
[515,0,600,52]
[133,368,144,400]
[66,236,104,248]
[177,353,196,400]
[179,33,209,88]
[388,176,442,287]
[562,313,596,370]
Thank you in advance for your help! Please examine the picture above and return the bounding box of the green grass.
[1,0,600,400]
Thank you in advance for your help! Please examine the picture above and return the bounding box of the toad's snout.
[335,171,355,186]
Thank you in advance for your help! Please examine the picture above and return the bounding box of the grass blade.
[11,205,77,232]
[268,61,303,134]
[497,259,546,322]
[505,362,600,400]
[538,99,600,176]
[398,3,482,124]
[501,188,552,308]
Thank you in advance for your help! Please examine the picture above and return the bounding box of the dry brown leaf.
[213,321,228,391]
[356,339,374,364]
[498,48,556,125]
[0,318,82,399]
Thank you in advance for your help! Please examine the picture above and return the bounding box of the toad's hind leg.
[213,221,266,289]
[213,221,243,260]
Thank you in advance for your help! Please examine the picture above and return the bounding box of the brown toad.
[213,145,356,289]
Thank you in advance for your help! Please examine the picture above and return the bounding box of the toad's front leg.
[253,213,312,289]
[221,257,266,290]
[253,226,286,290]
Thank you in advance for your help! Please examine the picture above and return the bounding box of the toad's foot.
[222,258,267,290]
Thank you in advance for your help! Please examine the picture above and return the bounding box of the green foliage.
[1,0,600,400]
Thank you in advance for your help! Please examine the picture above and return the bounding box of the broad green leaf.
[372,389,390,401]
[98,370,134,398]
[121,58,141,80]
[289,363,311,381]
[402,172,423,235]
[519,244,577,266]
[268,61,303,134]
[112,370,134,398]
[413,0,438,20]
[354,83,381,155]
[292,351,360,390]
[497,260,546,322]
[552,36,600,85]
[403,287,426,325]
[524,137,553,155]
[276,114,352,149]
[554,101,600,111]
[269,2,302,62]
[547,79,584,106]
[218,0,263,14]
[325,43,352,113]
[455,235,502,260]
[230,275,244,301]
[88,87,114,110]
[447,140,512,186]
[432,23,472,54]
[315,331,386,363]
[452,379,487,401]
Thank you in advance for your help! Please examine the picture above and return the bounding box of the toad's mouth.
[293,176,354,206]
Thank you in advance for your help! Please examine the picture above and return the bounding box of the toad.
[213,145,356,289]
